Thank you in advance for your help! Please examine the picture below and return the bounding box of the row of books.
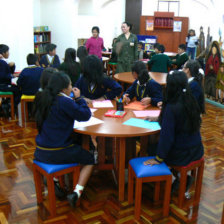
[34,44,48,54]
[34,34,50,43]
[154,18,173,27]
[34,26,49,32]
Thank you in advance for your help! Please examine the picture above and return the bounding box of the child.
[0,44,21,107]
[39,67,57,90]
[123,61,162,107]
[58,48,81,86]
[75,55,122,104]
[86,26,104,59]
[186,29,198,60]
[147,43,160,59]
[39,43,60,68]
[215,63,224,103]
[144,70,204,192]
[147,44,171,73]
[33,72,94,207]
[172,44,189,69]
[183,60,205,113]
[137,42,144,60]
[17,54,43,95]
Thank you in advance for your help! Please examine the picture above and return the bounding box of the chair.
[33,160,80,217]
[170,157,204,208]
[20,94,35,124]
[107,62,117,79]
[128,156,172,220]
[0,91,14,120]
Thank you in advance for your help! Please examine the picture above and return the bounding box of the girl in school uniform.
[33,72,94,207]
[144,71,204,189]
[183,59,205,114]
[75,55,122,104]
[123,61,163,107]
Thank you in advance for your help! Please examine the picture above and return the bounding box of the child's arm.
[53,55,60,68]
[123,80,137,101]
[103,78,122,100]
[147,80,163,106]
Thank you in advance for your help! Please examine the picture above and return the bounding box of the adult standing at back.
[114,22,138,73]
[86,26,104,59]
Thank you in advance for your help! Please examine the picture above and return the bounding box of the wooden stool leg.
[194,161,204,205]
[25,102,29,121]
[163,176,172,217]
[10,95,15,120]
[33,166,43,203]
[21,100,25,125]
[178,170,187,208]
[128,165,134,204]
[47,176,57,217]
[154,182,160,202]
[134,178,142,220]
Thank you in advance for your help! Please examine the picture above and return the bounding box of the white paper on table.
[74,116,104,129]
[11,77,18,85]
[92,100,114,108]
[90,108,97,113]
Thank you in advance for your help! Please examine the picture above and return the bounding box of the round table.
[114,72,167,86]
[74,101,160,201]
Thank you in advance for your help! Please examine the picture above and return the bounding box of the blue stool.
[128,157,172,220]
[33,160,80,217]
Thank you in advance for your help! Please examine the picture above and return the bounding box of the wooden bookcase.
[34,31,51,58]
[154,12,174,29]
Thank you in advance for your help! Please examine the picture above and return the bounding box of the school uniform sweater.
[172,52,189,69]
[148,53,171,73]
[17,66,44,95]
[155,103,204,166]
[36,95,91,148]
[75,76,122,100]
[0,59,13,85]
[39,54,60,68]
[124,79,162,106]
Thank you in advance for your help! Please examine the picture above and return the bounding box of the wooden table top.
[74,101,160,137]
[102,56,110,62]
[164,52,177,57]
[114,72,167,86]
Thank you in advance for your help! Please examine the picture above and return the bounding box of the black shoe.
[171,178,180,193]
[67,192,78,207]
[186,175,194,192]
[54,181,67,200]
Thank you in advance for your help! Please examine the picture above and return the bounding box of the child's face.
[49,49,56,56]
[3,51,9,59]
[178,48,184,54]
[92,30,99,38]
[63,82,72,96]
[220,67,224,73]
[190,31,194,36]
[132,71,138,80]
[154,48,159,53]
[138,44,142,51]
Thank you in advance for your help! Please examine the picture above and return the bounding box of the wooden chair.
[33,160,80,217]
[20,94,35,124]
[170,157,204,208]
[107,62,117,79]
[128,156,172,220]
[0,91,15,120]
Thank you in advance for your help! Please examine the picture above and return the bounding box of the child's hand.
[73,87,80,99]
[143,158,160,166]
[144,116,158,122]
[123,94,130,104]
[141,97,151,105]
[84,98,92,104]
[157,101,163,109]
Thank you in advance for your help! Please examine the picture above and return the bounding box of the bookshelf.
[154,12,174,29]
[34,31,51,58]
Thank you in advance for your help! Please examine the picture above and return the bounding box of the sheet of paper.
[11,77,18,85]
[123,118,160,130]
[74,117,104,129]
[133,110,161,118]
[90,108,97,113]
[92,100,114,108]
[124,101,149,110]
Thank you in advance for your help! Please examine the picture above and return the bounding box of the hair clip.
[183,88,186,92]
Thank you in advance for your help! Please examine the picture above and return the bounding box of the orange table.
[74,101,160,201]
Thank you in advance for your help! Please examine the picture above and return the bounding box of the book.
[104,110,127,118]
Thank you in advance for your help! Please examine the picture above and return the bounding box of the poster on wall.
[146,19,154,31]
[173,21,182,32]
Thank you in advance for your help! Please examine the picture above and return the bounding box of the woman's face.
[121,23,130,34]
[212,46,217,55]
[92,29,99,38]
[63,82,72,96]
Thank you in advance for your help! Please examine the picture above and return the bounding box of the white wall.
[33,0,41,26]
[0,0,34,71]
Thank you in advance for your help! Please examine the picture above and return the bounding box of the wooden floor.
[0,103,224,224]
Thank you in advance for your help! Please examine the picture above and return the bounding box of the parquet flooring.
[0,103,224,224]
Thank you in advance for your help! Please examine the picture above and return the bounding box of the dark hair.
[154,43,160,50]
[83,55,104,86]
[158,44,165,53]
[123,22,132,31]
[45,43,57,53]
[178,44,186,51]
[188,29,196,36]
[27,54,38,65]
[159,70,201,133]
[77,46,88,72]
[132,61,149,85]
[0,44,9,54]
[138,42,144,47]
[92,26,100,33]
[33,72,71,132]
[40,67,57,89]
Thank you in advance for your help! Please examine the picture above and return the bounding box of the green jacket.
[148,53,171,73]
[172,52,189,69]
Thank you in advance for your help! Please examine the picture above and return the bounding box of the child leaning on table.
[123,60,163,107]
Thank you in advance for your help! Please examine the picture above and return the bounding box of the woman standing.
[86,26,104,59]
[114,22,138,73]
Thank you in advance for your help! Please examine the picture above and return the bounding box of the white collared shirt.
[59,92,72,99]
[188,77,194,83]
[47,54,54,64]
[137,80,147,87]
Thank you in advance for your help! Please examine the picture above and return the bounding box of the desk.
[102,51,112,58]
[74,101,160,201]
[114,72,167,86]
[164,52,177,57]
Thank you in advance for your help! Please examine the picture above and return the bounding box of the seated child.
[147,43,160,59]
[215,63,224,104]
[123,61,162,107]
[148,44,171,73]
[39,43,60,68]
[17,54,43,95]
[0,44,21,107]
[172,44,189,69]
[75,55,122,104]
[137,42,144,60]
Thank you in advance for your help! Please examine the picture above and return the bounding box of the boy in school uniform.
[17,54,44,95]
[0,44,21,107]
[172,44,189,69]
[39,43,60,68]
[147,44,171,73]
